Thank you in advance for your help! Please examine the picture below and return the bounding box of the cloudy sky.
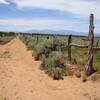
[0,0,100,35]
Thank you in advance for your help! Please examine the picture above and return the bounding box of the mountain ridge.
[26,29,100,36]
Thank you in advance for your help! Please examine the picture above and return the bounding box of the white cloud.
[0,0,99,33]
[15,0,100,19]
[0,18,72,30]
[0,0,9,4]
[0,18,100,32]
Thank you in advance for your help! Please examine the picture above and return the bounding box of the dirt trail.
[0,37,100,100]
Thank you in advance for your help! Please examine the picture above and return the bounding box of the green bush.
[27,41,36,50]
[41,51,67,79]
[33,38,66,61]
[0,36,14,45]
[33,39,53,60]
[19,35,37,50]
[19,35,31,45]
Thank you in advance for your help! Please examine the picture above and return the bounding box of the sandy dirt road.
[0,38,100,100]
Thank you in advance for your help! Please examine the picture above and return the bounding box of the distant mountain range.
[26,29,100,37]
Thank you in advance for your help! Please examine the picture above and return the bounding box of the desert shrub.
[32,39,53,60]
[19,35,37,50]
[27,41,36,50]
[19,35,26,43]
[33,38,67,60]
[0,36,14,45]
[19,35,31,45]
[40,51,67,79]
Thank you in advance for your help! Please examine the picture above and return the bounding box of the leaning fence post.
[85,14,95,76]
[68,35,72,61]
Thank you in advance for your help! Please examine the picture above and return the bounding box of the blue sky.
[0,0,100,35]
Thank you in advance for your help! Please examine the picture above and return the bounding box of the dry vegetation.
[19,34,100,80]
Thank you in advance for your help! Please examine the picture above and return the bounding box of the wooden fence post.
[68,35,72,61]
[85,14,95,76]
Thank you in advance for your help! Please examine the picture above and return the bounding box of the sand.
[0,37,100,100]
